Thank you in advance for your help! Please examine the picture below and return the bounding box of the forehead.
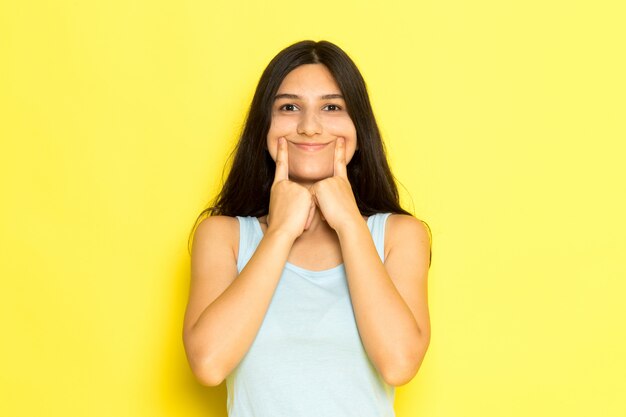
[277,64,341,94]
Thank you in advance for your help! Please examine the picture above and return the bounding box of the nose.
[297,109,322,136]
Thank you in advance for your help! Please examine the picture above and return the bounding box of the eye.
[279,103,298,111]
[324,104,342,111]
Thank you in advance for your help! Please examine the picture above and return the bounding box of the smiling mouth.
[289,141,330,152]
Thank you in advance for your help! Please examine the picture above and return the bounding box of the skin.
[267,63,357,187]
[183,64,431,387]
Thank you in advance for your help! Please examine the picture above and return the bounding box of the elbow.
[183,333,226,387]
[380,361,418,387]
[196,371,226,387]
[380,335,431,387]
[190,358,226,387]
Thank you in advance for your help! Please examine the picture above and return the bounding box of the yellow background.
[1,0,625,416]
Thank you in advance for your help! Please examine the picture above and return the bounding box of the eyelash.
[278,104,343,112]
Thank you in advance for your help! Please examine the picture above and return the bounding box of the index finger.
[333,137,347,178]
[273,137,289,184]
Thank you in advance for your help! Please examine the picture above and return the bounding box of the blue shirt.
[226,213,395,417]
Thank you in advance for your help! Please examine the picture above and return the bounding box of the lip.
[289,141,330,152]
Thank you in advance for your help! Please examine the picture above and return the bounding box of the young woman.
[183,40,432,417]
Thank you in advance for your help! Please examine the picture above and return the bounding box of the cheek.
[266,137,277,162]
[345,144,357,165]
[268,114,294,135]
[324,116,354,132]
[326,118,356,140]
[320,119,357,163]
[328,119,357,153]
[266,116,293,161]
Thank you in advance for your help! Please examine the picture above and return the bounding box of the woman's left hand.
[310,137,363,234]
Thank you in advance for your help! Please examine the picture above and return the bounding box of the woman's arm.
[337,214,431,387]
[182,215,294,386]
[310,138,431,386]
[183,137,314,386]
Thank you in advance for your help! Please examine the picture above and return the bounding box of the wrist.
[264,227,298,246]
[335,214,367,239]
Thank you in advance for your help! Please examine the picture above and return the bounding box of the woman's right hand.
[266,137,316,241]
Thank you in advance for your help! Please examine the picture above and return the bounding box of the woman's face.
[267,64,357,185]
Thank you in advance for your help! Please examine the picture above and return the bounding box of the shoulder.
[384,214,432,266]
[385,214,431,241]
[191,215,240,261]
[193,215,240,241]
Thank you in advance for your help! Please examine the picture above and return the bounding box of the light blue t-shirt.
[226,213,395,417]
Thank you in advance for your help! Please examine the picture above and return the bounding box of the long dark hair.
[189,40,431,262]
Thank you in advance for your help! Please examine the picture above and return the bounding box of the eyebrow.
[274,93,345,100]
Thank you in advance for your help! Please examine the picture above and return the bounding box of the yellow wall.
[1,1,625,416]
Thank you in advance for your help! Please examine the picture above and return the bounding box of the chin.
[289,169,333,183]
